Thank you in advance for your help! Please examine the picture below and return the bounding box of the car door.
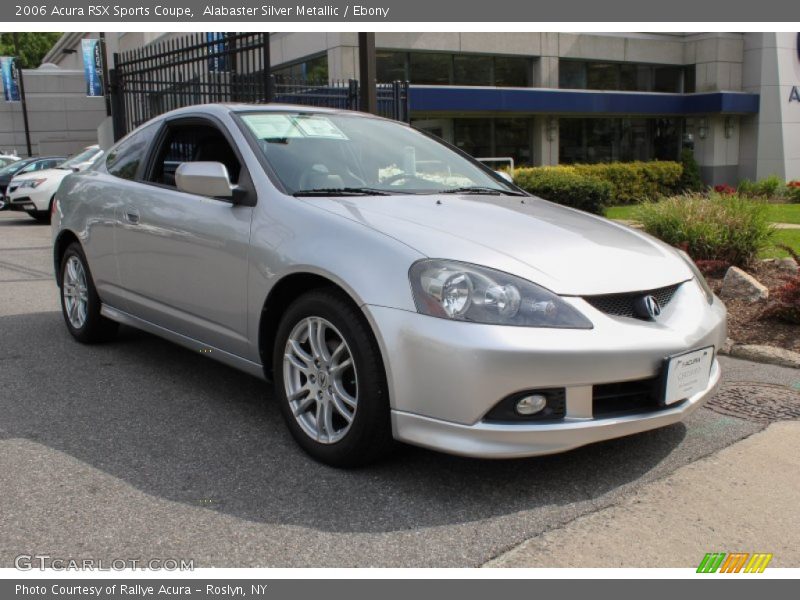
[79,123,160,310]
[114,116,255,358]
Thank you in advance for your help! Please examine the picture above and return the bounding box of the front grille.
[593,376,683,418]
[7,184,18,194]
[583,283,683,319]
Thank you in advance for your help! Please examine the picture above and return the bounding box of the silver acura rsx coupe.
[52,104,726,467]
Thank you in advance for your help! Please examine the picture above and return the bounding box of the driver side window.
[148,121,242,189]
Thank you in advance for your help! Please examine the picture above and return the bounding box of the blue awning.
[409,86,759,116]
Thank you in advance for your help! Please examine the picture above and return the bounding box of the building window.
[378,51,532,87]
[559,117,683,164]
[450,118,533,166]
[493,57,531,87]
[494,118,533,164]
[410,52,451,85]
[272,54,328,82]
[586,63,620,90]
[376,51,406,82]
[453,55,492,86]
[559,60,692,93]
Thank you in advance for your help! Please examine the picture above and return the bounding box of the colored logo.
[697,552,773,573]
[0,56,21,102]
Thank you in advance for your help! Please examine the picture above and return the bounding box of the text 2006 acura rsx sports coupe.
[52,104,726,466]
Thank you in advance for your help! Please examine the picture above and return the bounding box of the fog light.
[515,394,547,416]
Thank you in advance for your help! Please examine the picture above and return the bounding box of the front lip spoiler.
[391,359,721,459]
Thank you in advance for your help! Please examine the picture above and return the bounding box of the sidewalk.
[486,421,800,567]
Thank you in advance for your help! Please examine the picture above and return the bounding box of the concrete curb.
[719,339,800,369]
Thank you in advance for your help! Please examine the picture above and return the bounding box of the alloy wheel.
[63,256,89,329]
[283,316,358,444]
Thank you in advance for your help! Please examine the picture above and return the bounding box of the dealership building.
[34,32,800,184]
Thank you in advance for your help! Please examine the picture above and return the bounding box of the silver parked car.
[52,104,726,466]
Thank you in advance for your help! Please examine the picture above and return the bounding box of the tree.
[0,33,63,68]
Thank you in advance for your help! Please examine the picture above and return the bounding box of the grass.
[760,229,800,259]
[605,205,637,220]
[604,201,800,260]
[605,202,800,224]
[763,203,800,224]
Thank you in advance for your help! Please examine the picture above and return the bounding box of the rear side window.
[106,123,158,181]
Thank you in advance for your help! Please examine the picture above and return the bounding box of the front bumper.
[365,279,727,458]
[393,360,720,458]
[5,195,37,212]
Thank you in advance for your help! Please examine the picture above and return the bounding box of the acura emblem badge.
[634,294,662,320]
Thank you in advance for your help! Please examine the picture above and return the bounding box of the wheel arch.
[257,271,382,383]
[53,229,81,287]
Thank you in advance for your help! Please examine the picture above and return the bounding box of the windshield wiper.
[439,186,525,196]
[294,187,392,197]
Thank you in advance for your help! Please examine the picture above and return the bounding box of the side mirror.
[175,161,233,198]
[495,170,514,184]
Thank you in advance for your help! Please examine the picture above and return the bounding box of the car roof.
[21,155,66,162]
[152,102,385,120]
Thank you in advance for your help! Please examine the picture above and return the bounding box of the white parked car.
[0,152,20,167]
[5,145,102,222]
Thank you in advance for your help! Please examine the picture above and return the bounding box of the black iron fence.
[272,77,410,121]
[110,32,410,140]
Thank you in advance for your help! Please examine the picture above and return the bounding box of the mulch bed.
[707,261,800,353]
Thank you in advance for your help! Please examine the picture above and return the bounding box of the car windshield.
[0,160,30,176]
[58,147,102,169]
[240,111,519,196]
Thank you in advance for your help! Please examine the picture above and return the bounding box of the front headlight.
[676,249,715,305]
[409,259,593,328]
[17,178,46,189]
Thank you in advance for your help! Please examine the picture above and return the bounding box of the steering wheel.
[380,173,438,187]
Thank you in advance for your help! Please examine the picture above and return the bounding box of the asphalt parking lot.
[0,210,791,567]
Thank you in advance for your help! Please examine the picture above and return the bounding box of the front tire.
[59,242,118,343]
[273,289,393,467]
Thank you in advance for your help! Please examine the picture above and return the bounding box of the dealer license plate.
[663,346,714,405]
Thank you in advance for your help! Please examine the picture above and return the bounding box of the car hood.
[11,167,71,183]
[304,194,692,296]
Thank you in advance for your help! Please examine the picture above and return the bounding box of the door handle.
[125,208,140,225]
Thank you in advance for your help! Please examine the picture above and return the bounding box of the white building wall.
[740,32,800,181]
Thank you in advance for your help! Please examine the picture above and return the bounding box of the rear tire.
[273,289,393,467]
[59,242,118,343]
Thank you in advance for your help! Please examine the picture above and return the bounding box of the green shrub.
[635,193,774,267]
[570,161,683,204]
[514,161,682,207]
[737,174,786,199]
[679,148,704,192]
[513,167,611,214]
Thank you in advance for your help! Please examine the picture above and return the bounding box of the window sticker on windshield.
[242,114,349,141]
[242,114,304,140]
[290,116,349,140]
